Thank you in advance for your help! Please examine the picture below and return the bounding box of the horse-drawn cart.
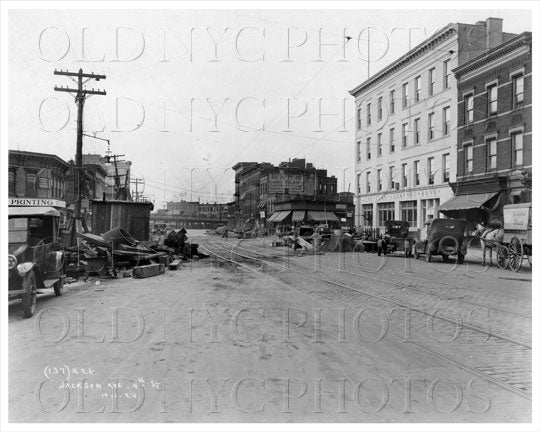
[496,203,532,272]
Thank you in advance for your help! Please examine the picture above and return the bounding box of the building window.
[377,97,383,120]
[9,171,16,195]
[414,75,421,102]
[390,90,395,114]
[465,94,474,124]
[442,106,450,136]
[487,84,498,115]
[357,173,361,194]
[465,145,473,173]
[25,172,37,197]
[428,113,435,140]
[366,137,371,160]
[378,202,395,225]
[421,199,440,224]
[428,67,435,96]
[487,138,497,171]
[513,74,524,107]
[402,122,408,147]
[389,166,395,190]
[366,171,371,193]
[377,133,382,157]
[512,132,523,167]
[402,83,408,108]
[389,128,395,153]
[357,108,362,130]
[367,103,371,125]
[360,204,373,226]
[362,204,373,227]
[427,157,434,185]
[401,201,417,227]
[401,163,408,188]
[442,153,450,182]
[377,169,382,191]
[356,141,361,161]
[414,160,420,186]
[443,59,450,89]
[413,118,420,145]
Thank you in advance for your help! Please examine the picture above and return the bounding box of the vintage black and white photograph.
[1,1,538,430]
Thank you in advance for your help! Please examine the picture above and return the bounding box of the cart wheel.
[508,237,524,272]
[21,271,37,318]
[457,252,465,264]
[442,254,449,262]
[426,250,432,263]
[413,247,419,260]
[496,245,509,270]
[54,277,64,296]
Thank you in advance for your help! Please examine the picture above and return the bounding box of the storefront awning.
[292,211,305,222]
[268,211,291,223]
[9,206,60,217]
[439,192,499,212]
[307,211,339,222]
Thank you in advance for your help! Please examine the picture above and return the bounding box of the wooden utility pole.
[54,69,106,245]
[131,178,144,202]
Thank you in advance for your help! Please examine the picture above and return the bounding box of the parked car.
[413,218,473,264]
[8,206,66,317]
[377,220,413,257]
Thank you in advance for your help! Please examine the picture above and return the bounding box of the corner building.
[350,18,516,231]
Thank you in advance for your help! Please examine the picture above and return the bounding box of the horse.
[474,224,505,266]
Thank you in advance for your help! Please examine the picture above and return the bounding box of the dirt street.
[9,240,531,422]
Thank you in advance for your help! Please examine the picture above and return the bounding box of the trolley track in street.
[198,237,532,401]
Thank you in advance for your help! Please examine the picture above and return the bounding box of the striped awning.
[292,211,305,222]
[307,211,339,222]
[268,211,291,223]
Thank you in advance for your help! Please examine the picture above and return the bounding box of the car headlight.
[17,262,34,275]
[8,255,17,270]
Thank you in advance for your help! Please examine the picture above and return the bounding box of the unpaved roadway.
[9,240,532,422]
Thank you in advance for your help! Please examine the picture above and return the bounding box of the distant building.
[350,18,516,231]
[439,31,532,225]
[150,200,231,229]
[8,150,69,210]
[233,158,354,230]
[82,153,132,200]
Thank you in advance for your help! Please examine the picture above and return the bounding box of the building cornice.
[349,24,457,97]
[453,32,531,78]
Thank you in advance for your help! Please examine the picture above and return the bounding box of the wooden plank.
[168,259,182,270]
[132,263,165,279]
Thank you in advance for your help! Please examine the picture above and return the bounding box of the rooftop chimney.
[486,17,503,50]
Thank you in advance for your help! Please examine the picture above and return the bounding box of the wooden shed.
[91,200,154,241]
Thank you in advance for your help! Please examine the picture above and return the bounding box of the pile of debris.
[65,227,208,280]
[318,233,356,253]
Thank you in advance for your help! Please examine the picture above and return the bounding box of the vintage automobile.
[8,206,66,318]
[413,218,473,264]
[377,220,413,257]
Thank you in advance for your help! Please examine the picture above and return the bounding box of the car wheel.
[457,252,465,264]
[21,271,37,318]
[54,277,64,296]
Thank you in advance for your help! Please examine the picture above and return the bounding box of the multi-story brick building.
[8,150,70,209]
[439,31,532,225]
[350,18,516,231]
[232,158,353,230]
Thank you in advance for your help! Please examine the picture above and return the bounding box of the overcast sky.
[8,8,532,206]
